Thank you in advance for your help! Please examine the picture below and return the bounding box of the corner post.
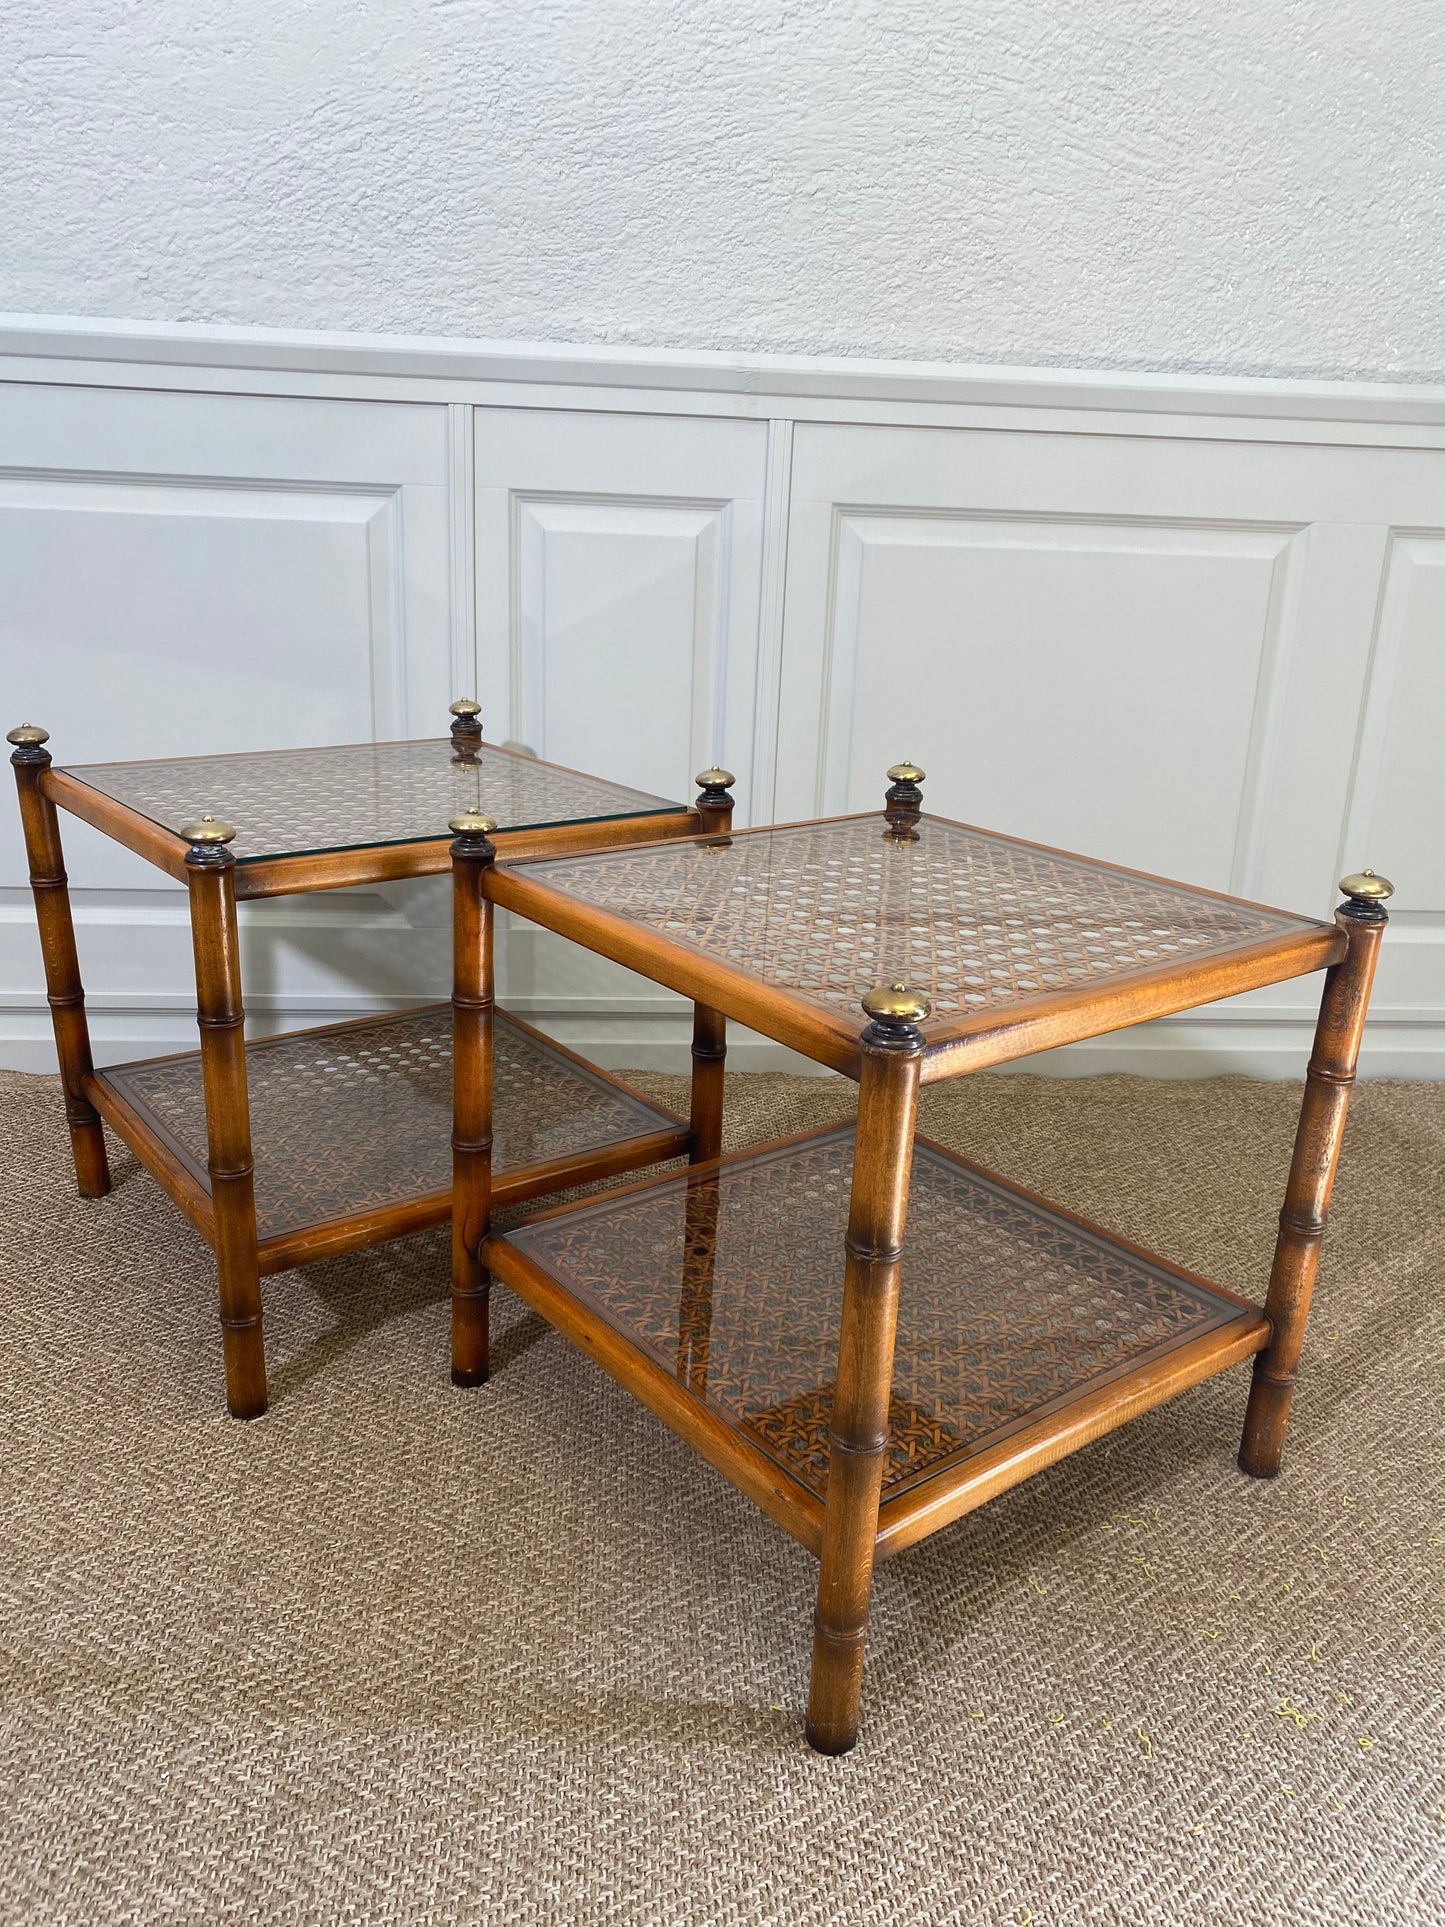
[805,983,928,1755]
[8,724,111,1198]
[183,816,265,1420]
[449,809,498,1386]
[689,767,736,1165]
[1239,870,1393,1479]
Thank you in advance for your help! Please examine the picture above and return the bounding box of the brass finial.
[695,767,735,792]
[884,761,925,839]
[861,982,933,1027]
[179,815,236,845]
[448,810,497,837]
[1339,869,1394,903]
[6,724,49,747]
[449,699,484,754]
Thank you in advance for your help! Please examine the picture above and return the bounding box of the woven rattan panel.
[66,740,683,861]
[103,1007,678,1241]
[515,815,1321,1029]
[503,1126,1249,1501]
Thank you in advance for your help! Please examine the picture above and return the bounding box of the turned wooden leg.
[449,811,498,1387]
[183,817,265,1420]
[8,726,111,1198]
[687,767,736,1164]
[805,985,927,1756]
[1239,871,1392,1480]
[689,1003,726,1164]
[676,1168,721,1394]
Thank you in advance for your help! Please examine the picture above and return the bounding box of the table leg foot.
[69,1117,112,1199]
[805,1625,865,1754]
[450,1284,491,1388]
[222,1315,268,1420]
[1238,1368,1290,1479]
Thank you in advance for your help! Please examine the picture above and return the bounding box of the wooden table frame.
[447,771,736,1389]
[470,772,1391,1754]
[9,711,735,1421]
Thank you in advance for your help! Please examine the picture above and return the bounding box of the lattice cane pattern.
[513,815,1321,1031]
[66,740,683,862]
[503,1127,1250,1500]
[104,1007,679,1242]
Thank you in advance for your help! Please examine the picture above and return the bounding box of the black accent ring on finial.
[860,981,932,1050]
[884,761,925,840]
[7,723,51,768]
[181,815,238,869]
[449,810,498,864]
[1338,869,1394,924]
[449,697,484,742]
[695,766,736,806]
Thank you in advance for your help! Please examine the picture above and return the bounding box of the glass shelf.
[493,1124,1267,1519]
[96,1005,689,1262]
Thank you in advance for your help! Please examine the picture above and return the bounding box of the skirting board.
[1,1007,1433,1082]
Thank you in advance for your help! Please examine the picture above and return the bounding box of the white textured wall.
[4,1,1444,377]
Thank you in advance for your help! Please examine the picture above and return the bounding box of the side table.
[8,704,736,1419]
[471,767,1391,1753]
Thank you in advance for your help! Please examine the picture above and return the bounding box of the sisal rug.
[1,1067,1442,1926]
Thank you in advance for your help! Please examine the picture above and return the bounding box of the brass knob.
[861,982,932,1025]
[449,811,497,836]
[179,815,236,845]
[449,699,482,720]
[695,767,735,790]
[1339,869,1394,903]
[6,724,49,747]
[887,761,925,785]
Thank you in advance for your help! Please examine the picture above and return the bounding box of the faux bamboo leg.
[805,985,927,1756]
[676,1168,721,1393]
[184,817,265,1420]
[449,811,498,1387]
[8,727,111,1197]
[1239,872,1392,1480]
[689,1002,727,1164]
[688,767,736,1165]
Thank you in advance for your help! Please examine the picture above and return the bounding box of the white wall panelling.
[778,420,1445,1072]
[0,377,453,1065]
[473,406,768,1059]
[2,317,1444,1076]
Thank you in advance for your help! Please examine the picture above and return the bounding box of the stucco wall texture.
[5,1,1443,379]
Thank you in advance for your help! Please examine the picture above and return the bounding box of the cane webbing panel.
[64,739,683,862]
[101,1007,679,1242]
[500,1127,1254,1502]
[505,814,1326,1039]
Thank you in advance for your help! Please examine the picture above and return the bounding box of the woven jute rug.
[2,1067,1442,1926]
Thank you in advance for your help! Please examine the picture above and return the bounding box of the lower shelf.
[485,1125,1270,1558]
[90,1005,690,1271]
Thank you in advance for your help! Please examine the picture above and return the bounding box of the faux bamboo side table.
[8,705,735,1420]
[467,767,1391,1754]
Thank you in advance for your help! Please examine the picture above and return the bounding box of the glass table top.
[499,812,1332,1038]
[62,738,685,862]
[502,1125,1253,1503]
